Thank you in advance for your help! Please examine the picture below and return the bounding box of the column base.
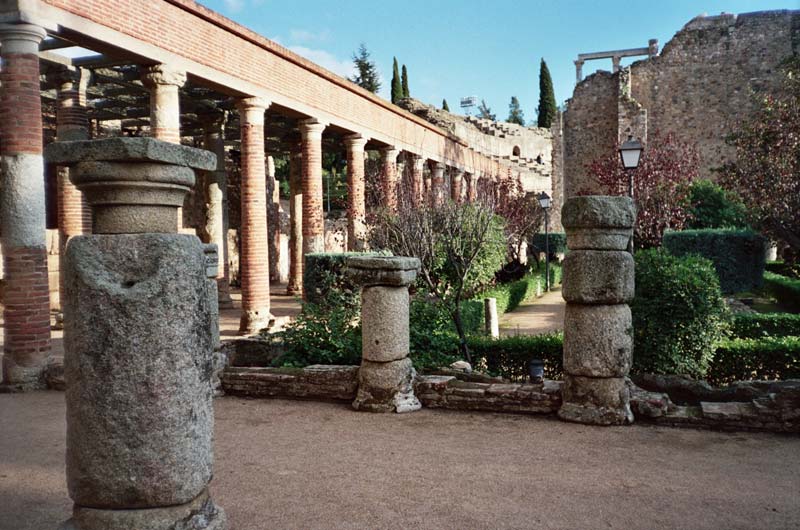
[59,489,226,530]
[217,279,234,309]
[238,308,272,335]
[558,375,633,426]
[0,363,47,393]
[352,358,421,413]
[286,284,303,297]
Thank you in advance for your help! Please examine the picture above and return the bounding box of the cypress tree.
[537,58,557,128]
[348,43,381,93]
[401,64,409,98]
[507,96,525,125]
[442,99,450,111]
[477,99,495,120]
[390,57,402,104]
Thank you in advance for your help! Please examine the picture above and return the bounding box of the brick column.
[451,169,465,203]
[430,161,445,206]
[299,119,326,254]
[237,97,271,334]
[408,154,424,206]
[344,134,368,251]
[53,67,91,322]
[266,155,281,281]
[0,24,50,389]
[378,146,399,211]
[287,148,303,295]
[466,173,477,202]
[141,64,186,144]
[200,111,234,308]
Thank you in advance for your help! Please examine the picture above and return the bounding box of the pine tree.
[537,58,557,128]
[348,43,381,93]
[401,64,409,98]
[507,96,525,125]
[442,99,450,111]
[390,57,402,103]
[477,99,495,121]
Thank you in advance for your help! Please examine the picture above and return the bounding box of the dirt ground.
[2,392,799,530]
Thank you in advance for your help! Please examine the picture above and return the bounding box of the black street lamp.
[618,136,643,252]
[537,191,551,292]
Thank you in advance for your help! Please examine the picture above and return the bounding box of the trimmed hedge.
[765,261,800,280]
[764,271,800,312]
[731,312,800,339]
[531,232,567,258]
[707,337,800,385]
[468,333,563,381]
[662,229,767,294]
[302,252,386,305]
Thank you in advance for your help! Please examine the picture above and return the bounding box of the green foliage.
[766,261,800,280]
[302,252,384,306]
[469,333,563,381]
[707,337,800,385]
[507,96,525,125]
[663,229,767,294]
[408,296,461,372]
[278,268,362,367]
[477,99,495,120]
[390,57,402,104]
[731,312,800,339]
[764,271,800,312]
[632,249,730,378]
[401,64,409,98]
[685,179,749,230]
[442,99,450,112]
[536,58,557,128]
[530,232,567,257]
[348,43,381,93]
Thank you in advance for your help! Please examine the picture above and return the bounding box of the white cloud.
[289,29,331,43]
[289,45,356,79]
[222,0,244,12]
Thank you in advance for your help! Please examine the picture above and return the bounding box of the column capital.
[429,160,445,174]
[0,23,46,53]
[379,145,400,158]
[343,133,368,150]
[298,118,327,137]
[47,65,80,89]
[197,110,227,132]
[235,96,270,112]
[141,64,187,88]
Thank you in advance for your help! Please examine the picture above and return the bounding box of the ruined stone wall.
[564,10,800,198]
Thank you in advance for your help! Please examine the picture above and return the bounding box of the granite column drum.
[237,97,272,334]
[0,23,51,389]
[45,137,226,529]
[346,256,421,413]
[344,134,367,251]
[559,195,636,426]
[299,119,326,254]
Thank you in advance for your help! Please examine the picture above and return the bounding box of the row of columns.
[0,21,511,388]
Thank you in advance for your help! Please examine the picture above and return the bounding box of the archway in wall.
[512,145,521,157]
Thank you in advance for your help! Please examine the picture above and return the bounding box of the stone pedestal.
[346,256,421,413]
[558,195,635,426]
[45,137,227,529]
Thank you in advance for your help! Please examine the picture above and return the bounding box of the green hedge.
[302,252,385,305]
[707,337,800,385]
[662,229,767,294]
[531,232,567,257]
[731,313,800,339]
[764,271,800,312]
[468,333,563,381]
[765,261,800,280]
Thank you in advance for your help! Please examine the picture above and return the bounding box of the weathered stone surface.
[559,375,632,425]
[562,250,634,304]
[563,304,632,377]
[64,234,215,508]
[631,373,716,405]
[345,255,420,287]
[415,375,561,414]
[562,196,635,229]
[61,489,226,530]
[222,365,359,401]
[353,358,420,413]
[361,285,409,362]
[45,137,216,170]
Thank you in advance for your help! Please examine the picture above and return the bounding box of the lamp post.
[618,136,643,252]
[537,191,551,292]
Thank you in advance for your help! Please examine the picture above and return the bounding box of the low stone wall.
[221,365,359,401]
[415,376,562,414]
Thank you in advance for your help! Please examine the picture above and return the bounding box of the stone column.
[266,155,281,281]
[344,134,367,251]
[53,66,91,323]
[451,169,465,203]
[0,24,50,390]
[559,196,636,426]
[141,64,186,144]
[466,173,477,203]
[346,256,421,413]
[299,119,326,254]
[45,136,226,529]
[611,56,621,73]
[200,111,234,309]
[430,161,445,206]
[648,39,659,57]
[575,59,584,83]
[408,154,424,206]
[379,146,399,211]
[484,298,500,338]
[237,97,272,334]
[287,149,303,295]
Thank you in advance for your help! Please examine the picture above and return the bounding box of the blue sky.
[198,0,795,124]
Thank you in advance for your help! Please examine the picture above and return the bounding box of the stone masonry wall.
[564,10,800,198]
